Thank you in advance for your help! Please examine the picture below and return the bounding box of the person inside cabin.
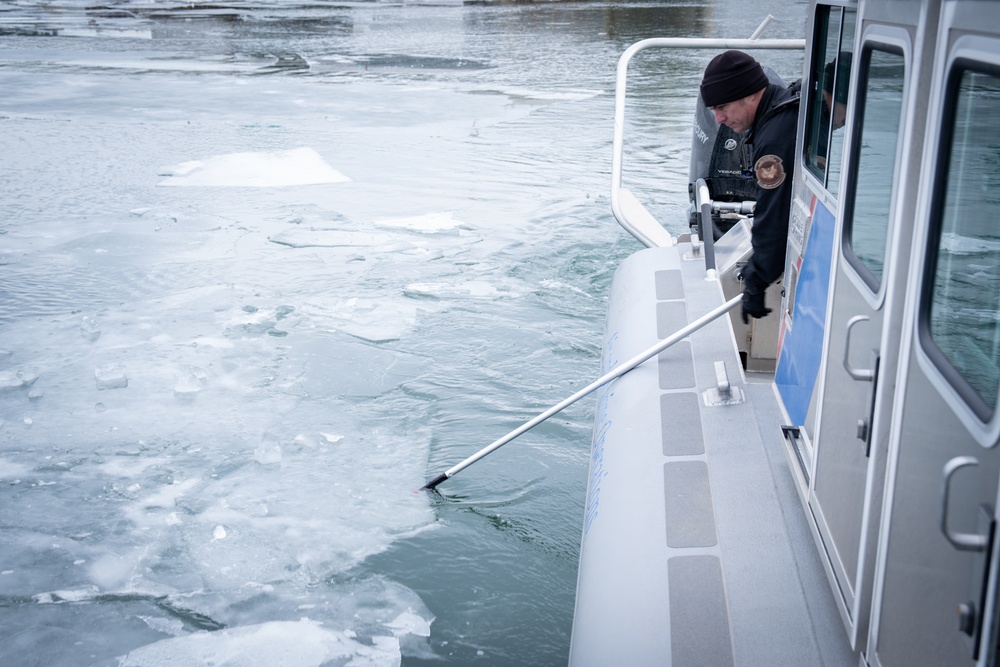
[700,50,799,324]
[816,53,852,171]
[823,57,850,130]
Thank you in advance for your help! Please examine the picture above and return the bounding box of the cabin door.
[870,17,1000,667]
[807,36,909,649]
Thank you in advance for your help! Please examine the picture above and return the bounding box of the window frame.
[840,42,907,296]
[802,3,857,196]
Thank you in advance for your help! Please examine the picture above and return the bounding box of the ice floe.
[0,369,38,391]
[374,212,465,233]
[119,619,402,667]
[158,147,349,188]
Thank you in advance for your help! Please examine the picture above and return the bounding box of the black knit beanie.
[700,50,769,107]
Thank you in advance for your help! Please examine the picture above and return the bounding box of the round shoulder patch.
[754,154,786,190]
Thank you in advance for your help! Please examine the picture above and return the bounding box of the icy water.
[0,1,805,665]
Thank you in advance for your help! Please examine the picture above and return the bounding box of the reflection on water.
[0,1,805,665]
[847,49,906,286]
[929,69,1000,417]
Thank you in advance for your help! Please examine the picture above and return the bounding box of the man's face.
[710,95,757,133]
[823,90,847,130]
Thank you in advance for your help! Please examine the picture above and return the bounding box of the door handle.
[940,456,989,552]
[844,315,875,382]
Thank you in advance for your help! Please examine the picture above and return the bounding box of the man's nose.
[713,109,726,124]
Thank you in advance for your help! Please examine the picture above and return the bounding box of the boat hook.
[422,294,742,490]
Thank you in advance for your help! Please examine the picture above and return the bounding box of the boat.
[570,1,1000,665]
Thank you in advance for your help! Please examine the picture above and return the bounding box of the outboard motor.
[688,67,787,239]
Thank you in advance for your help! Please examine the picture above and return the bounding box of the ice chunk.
[212,525,227,540]
[34,587,100,604]
[95,363,128,390]
[0,373,19,390]
[386,609,432,638]
[374,211,464,233]
[292,432,346,451]
[139,615,185,637]
[253,434,282,465]
[80,315,101,342]
[173,375,203,396]
[158,147,350,187]
[118,619,401,667]
[88,551,139,589]
[0,370,38,390]
[191,336,233,349]
[0,459,32,480]
[173,368,207,398]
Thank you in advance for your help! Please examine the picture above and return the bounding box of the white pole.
[423,294,741,490]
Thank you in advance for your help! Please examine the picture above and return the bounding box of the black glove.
[741,290,771,324]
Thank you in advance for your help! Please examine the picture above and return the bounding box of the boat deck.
[570,239,856,666]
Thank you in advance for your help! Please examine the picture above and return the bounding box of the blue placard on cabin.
[776,202,836,426]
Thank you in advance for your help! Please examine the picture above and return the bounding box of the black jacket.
[741,82,799,295]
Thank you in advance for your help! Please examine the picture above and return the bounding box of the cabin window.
[804,4,856,196]
[842,46,906,290]
[923,64,1000,421]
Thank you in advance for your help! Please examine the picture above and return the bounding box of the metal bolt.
[957,601,976,636]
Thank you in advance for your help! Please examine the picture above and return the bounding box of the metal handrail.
[611,30,805,249]
[695,178,717,274]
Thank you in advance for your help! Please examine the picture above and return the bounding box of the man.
[700,50,799,324]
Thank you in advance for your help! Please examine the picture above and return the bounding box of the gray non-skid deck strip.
[660,392,703,455]
[663,461,717,547]
[656,300,695,390]
[656,300,688,337]
[658,341,695,390]
[668,555,735,667]
[655,269,685,301]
